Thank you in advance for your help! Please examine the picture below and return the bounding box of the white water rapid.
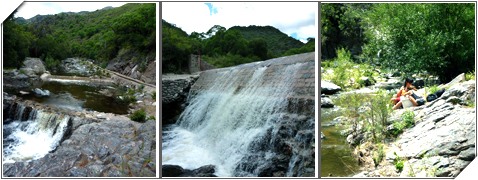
[3,103,71,164]
[162,62,307,176]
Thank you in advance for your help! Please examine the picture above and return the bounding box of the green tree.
[361,3,475,82]
[3,11,33,68]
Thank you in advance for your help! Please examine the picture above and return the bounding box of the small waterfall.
[162,57,315,177]
[3,102,71,164]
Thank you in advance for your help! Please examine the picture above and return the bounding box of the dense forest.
[322,3,475,82]
[3,3,155,71]
[162,20,315,73]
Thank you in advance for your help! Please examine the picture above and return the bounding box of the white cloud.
[162,2,317,42]
[15,2,127,19]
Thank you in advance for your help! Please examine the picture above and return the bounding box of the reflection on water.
[321,108,360,177]
[10,81,129,114]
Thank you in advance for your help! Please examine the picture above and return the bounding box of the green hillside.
[229,25,305,57]
[3,3,156,71]
[162,20,315,73]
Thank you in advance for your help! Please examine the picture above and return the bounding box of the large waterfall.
[3,102,71,164]
[162,53,316,177]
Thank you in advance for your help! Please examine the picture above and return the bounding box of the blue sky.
[163,2,317,43]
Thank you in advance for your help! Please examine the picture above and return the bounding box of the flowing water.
[162,63,309,176]
[321,107,360,177]
[8,81,129,114]
[3,103,71,164]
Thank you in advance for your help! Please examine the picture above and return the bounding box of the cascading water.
[162,58,315,177]
[3,102,71,164]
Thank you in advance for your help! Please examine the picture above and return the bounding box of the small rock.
[321,81,341,95]
[19,91,30,95]
[321,97,334,108]
[96,113,107,119]
[33,88,50,97]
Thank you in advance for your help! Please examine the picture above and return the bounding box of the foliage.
[130,108,146,122]
[465,70,475,81]
[3,14,34,68]
[390,110,415,137]
[283,38,315,56]
[115,87,137,105]
[151,91,156,101]
[361,3,474,82]
[321,3,371,60]
[425,85,440,96]
[229,25,305,57]
[147,115,156,121]
[3,3,156,71]
[393,152,405,172]
[335,90,393,143]
[162,22,313,72]
[322,48,378,90]
[44,55,60,70]
[372,143,385,167]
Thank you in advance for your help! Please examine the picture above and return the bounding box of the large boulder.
[23,57,46,75]
[321,81,341,95]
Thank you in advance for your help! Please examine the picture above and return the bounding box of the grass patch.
[130,108,147,122]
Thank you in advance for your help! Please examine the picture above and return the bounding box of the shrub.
[115,86,137,105]
[390,110,415,137]
[322,48,378,90]
[394,152,405,172]
[465,70,475,81]
[151,91,156,101]
[45,55,60,71]
[373,143,385,167]
[130,108,146,122]
[425,85,440,96]
[335,90,393,143]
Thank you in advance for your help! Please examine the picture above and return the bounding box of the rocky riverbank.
[353,78,475,177]
[2,93,156,177]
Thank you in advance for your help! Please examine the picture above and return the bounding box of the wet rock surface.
[2,94,156,177]
[234,114,315,177]
[354,80,475,177]
[162,164,217,177]
[162,74,199,124]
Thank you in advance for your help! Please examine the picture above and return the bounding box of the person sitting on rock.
[392,77,425,110]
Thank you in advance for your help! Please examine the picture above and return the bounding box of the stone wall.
[161,74,199,124]
[189,54,215,74]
